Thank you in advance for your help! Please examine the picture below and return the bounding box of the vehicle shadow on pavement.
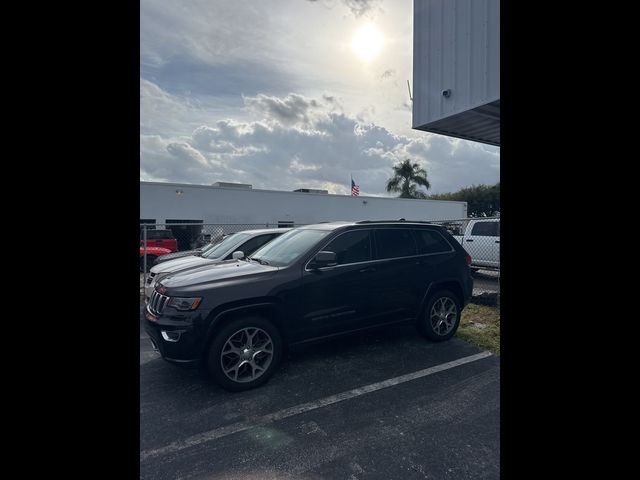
[140,321,484,415]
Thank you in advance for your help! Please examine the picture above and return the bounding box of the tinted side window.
[239,234,277,256]
[323,230,372,265]
[470,221,499,237]
[375,229,417,259]
[413,229,452,254]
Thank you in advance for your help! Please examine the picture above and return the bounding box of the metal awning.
[414,100,500,146]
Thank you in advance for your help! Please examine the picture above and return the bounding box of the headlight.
[167,297,202,311]
[153,272,169,283]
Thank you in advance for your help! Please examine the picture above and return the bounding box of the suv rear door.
[371,228,422,321]
[412,226,458,296]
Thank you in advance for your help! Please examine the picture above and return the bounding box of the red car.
[140,229,178,252]
[140,246,171,272]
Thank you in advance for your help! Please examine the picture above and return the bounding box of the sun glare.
[351,23,383,61]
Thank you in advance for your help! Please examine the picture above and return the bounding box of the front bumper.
[144,304,210,365]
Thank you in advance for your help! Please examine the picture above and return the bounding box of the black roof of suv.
[145,220,474,391]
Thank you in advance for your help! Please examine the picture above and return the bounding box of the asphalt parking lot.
[140,302,500,479]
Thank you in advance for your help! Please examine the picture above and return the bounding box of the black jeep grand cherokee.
[145,221,473,391]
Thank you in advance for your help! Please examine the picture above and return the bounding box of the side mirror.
[310,251,337,269]
[232,251,245,260]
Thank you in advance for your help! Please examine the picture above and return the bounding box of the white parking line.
[140,351,493,461]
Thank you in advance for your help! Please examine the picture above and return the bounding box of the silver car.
[144,228,290,301]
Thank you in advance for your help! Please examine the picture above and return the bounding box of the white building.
[141,181,467,246]
[412,0,500,146]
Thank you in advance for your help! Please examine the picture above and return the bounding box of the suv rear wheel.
[417,289,462,341]
[206,316,283,392]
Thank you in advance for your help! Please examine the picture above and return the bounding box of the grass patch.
[457,303,500,355]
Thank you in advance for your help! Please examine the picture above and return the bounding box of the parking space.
[140,302,500,479]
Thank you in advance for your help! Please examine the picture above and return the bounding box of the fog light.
[161,330,181,342]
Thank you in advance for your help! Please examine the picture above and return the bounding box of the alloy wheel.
[429,297,458,336]
[220,327,274,383]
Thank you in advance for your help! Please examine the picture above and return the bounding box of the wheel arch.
[418,279,464,318]
[202,299,287,359]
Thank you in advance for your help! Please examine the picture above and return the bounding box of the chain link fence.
[427,217,500,304]
[139,222,304,286]
[140,218,499,302]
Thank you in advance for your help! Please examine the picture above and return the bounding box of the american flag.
[351,177,360,197]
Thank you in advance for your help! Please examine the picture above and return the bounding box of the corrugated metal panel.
[415,100,500,146]
[413,0,500,146]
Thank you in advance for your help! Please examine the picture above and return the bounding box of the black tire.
[140,255,156,272]
[417,289,462,342]
[206,316,283,392]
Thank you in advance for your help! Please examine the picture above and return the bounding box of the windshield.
[201,233,250,259]
[249,228,331,267]
[199,239,224,254]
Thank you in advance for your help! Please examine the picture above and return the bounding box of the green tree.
[429,183,500,217]
[386,159,431,199]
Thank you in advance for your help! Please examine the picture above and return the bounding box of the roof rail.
[355,219,438,225]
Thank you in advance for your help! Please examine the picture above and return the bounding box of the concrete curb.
[470,291,500,307]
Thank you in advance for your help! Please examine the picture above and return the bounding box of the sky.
[140,0,500,196]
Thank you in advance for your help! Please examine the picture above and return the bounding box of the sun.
[351,23,383,61]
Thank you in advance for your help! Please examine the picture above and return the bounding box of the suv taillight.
[465,254,472,265]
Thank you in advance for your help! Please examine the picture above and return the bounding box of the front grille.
[149,290,170,315]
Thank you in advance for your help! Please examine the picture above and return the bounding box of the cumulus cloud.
[166,142,209,167]
[140,92,499,195]
[244,93,325,127]
[140,1,499,198]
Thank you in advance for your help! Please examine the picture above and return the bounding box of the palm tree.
[386,159,431,199]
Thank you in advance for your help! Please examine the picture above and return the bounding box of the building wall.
[140,182,467,225]
[412,0,500,128]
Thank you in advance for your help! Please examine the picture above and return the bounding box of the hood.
[150,255,217,274]
[158,259,278,291]
[157,249,199,261]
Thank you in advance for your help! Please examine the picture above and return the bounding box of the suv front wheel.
[418,290,462,342]
[206,316,283,392]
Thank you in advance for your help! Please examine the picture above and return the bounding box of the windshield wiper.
[249,257,270,265]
